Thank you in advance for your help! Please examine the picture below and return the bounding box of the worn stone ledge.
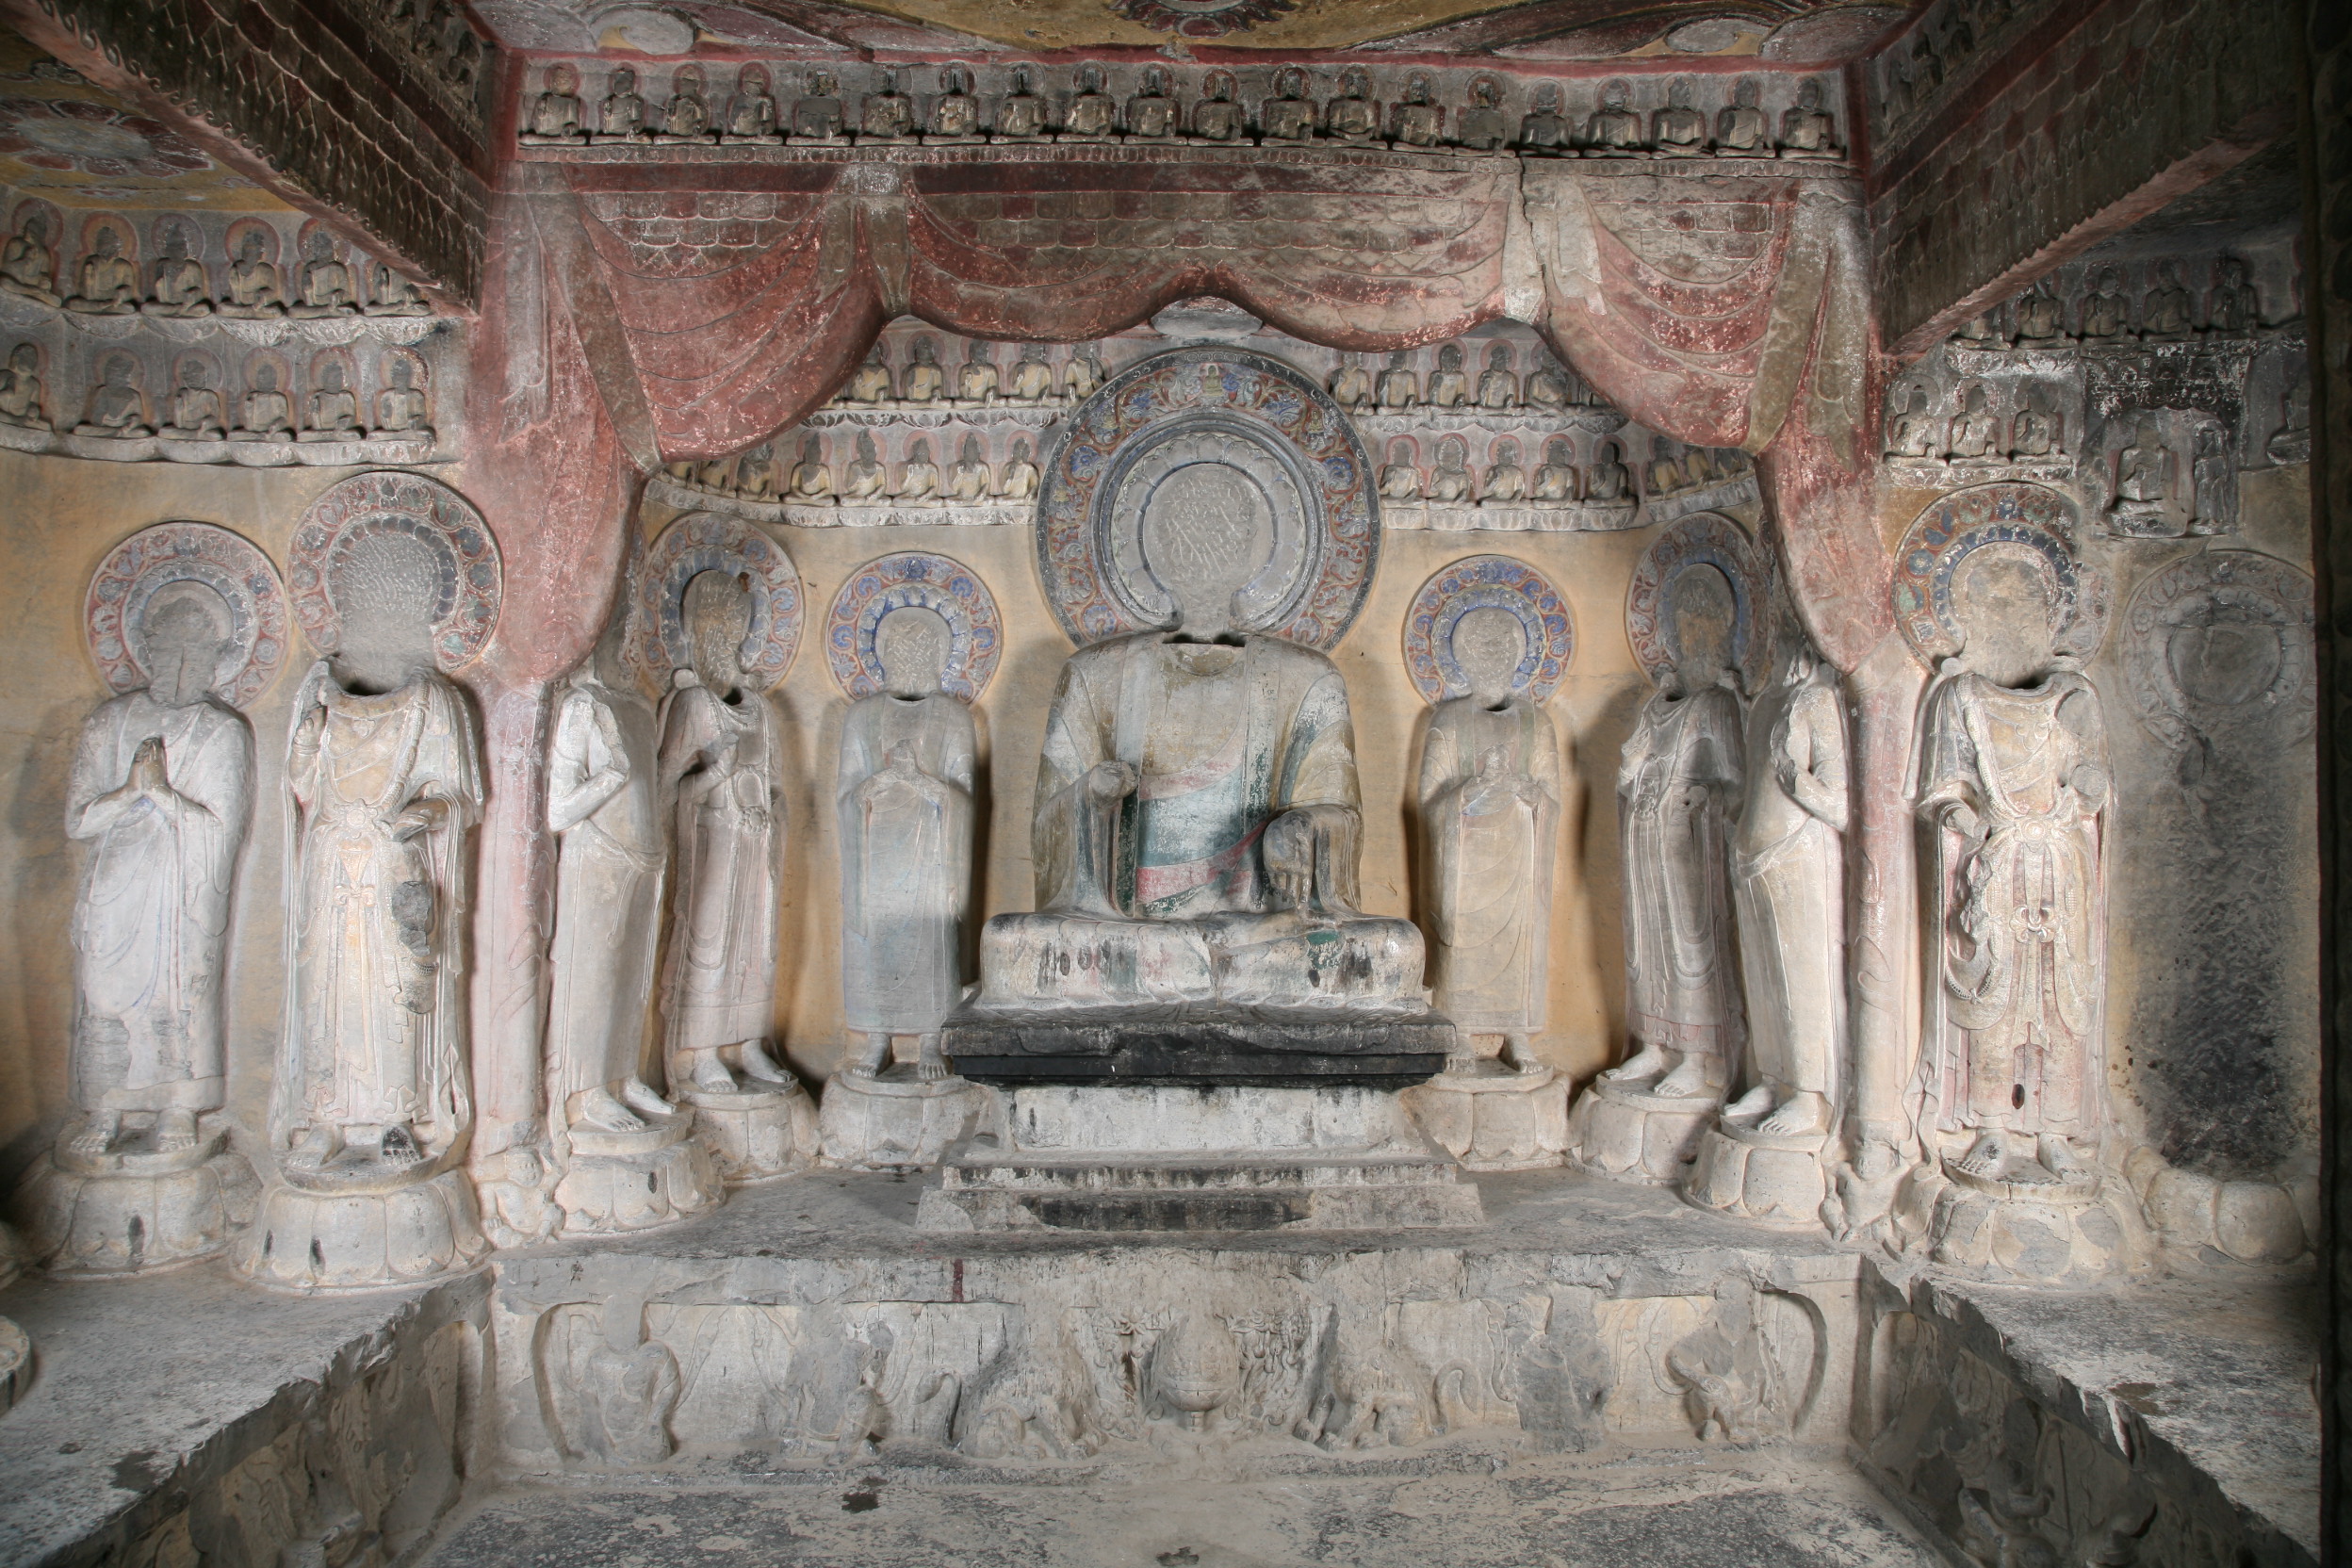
[0,1265,487,1568]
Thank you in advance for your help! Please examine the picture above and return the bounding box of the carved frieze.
[517,61,1848,164]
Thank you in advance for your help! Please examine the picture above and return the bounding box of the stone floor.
[419,1446,1944,1568]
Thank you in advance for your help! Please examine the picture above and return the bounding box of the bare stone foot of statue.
[2037,1133,2088,1182]
[68,1111,121,1156]
[287,1124,342,1168]
[689,1051,738,1095]
[1757,1090,1829,1137]
[619,1077,672,1119]
[155,1107,199,1152]
[736,1039,792,1085]
[1723,1085,1773,1121]
[1602,1045,1671,1084]
[915,1034,951,1083]
[1955,1130,2008,1179]
[847,1031,890,1080]
[1505,1035,1544,1075]
[1652,1055,1711,1099]
[1444,1043,1480,1075]
[576,1086,646,1133]
[379,1123,426,1168]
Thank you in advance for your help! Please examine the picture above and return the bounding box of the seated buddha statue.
[973,473,1426,1013]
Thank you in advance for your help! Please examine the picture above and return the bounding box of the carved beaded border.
[824,550,1002,704]
[2123,548,2315,753]
[1624,512,1767,689]
[288,472,500,671]
[1402,554,1575,706]
[86,520,287,710]
[1037,346,1379,651]
[1892,482,2107,664]
[628,511,802,694]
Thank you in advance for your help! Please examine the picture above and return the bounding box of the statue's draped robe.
[661,679,782,1060]
[1732,673,1847,1106]
[67,690,252,1113]
[547,680,666,1125]
[281,673,480,1145]
[837,692,974,1037]
[1034,633,1358,920]
[1619,682,1745,1064]
[1419,695,1560,1034]
[1917,670,2106,1140]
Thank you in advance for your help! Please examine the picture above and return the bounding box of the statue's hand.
[128,735,169,794]
[1941,802,1982,841]
[387,800,444,841]
[1082,760,1137,802]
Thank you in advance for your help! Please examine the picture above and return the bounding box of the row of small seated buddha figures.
[664,423,1734,514]
[521,60,1846,162]
[1952,255,2279,347]
[0,211,433,319]
[820,335,1607,416]
[0,342,433,443]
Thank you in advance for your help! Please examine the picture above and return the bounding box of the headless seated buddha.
[976,471,1425,1012]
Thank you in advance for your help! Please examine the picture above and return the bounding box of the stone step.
[940,1152,1468,1192]
[920,1147,1485,1233]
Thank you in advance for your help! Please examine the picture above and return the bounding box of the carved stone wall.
[2295,1,2352,1547]
[1869,0,2296,354]
[3,0,491,299]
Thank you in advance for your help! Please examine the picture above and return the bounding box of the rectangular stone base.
[940,1003,1455,1087]
[915,1083,1484,1233]
[919,1154,1485,1233]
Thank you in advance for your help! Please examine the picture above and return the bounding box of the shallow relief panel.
[2112,547,2320,1269]
[494,1251,1849,1472]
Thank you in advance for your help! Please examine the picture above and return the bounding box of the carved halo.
[1403,555,1576,706]
[1892,482,2107,664]
[1037,346,1380,651]
[627,511,802,695]
[86,520,287,710]
[1625,513,1769,690]
[825,550,1002,703]
[289,471,501,671]
[2123,549,2314,752]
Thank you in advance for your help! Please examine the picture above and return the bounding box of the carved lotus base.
[1927,1161,2151,1284]
[677,1081,817,1184]
[0,1315,25,1415]
[1563,1078,1718,1185]
[1684,1120,1829,1231]
[233,1167,489,1294]
[1399,1064,1569,1171]
[818,1068,999,1170]
[554,1112,725,1235]
[14,1129,254,1277]
[2123,1147,2316,1270]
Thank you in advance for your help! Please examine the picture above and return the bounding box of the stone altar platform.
[939,1002,1454,1088]
[0,1169,2318,1568]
